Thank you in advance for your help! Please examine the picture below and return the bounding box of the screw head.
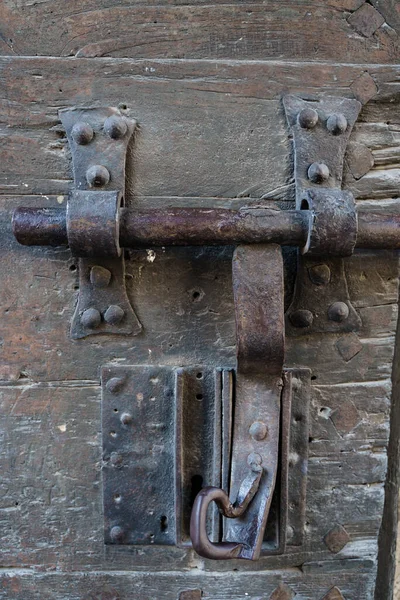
[249,421,268,441]
[110,525,125,542]
[309,264,331,285]
[290,309,314,328]
[298,107,318,129]
[104,115,128,140]
[327,113,348,135]
[80,307,101,329]
[308,162,330,184]
[120,412,133,425]
[104,305,125,325]
[106,377,126,394]
[90,266,112,288]
[71,122,94,145]
[328,301,349,322]
[86,164,110,187]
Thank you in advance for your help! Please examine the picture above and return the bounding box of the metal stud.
[120,412,133,425]
[249,421,268,441]
[106,377,126,394]
[104,305,125,324]
[297,107,318,129]
[308,264,331,285]
[90,265,112,288]
[110,525,125,541]
[326,113,347,135]
[80,307,101,328]
[104,115,128,140]
[290,309,314,328]
[71,122,94,145]
[308,162,330,184]
[86,164,110,187]
[328,302,349,322]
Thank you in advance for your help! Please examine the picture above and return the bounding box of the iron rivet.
[328,301,349,322]
[104,305,125,324]
[120,412,133,425]
[247,452,263,470]
[71,122,94,145]
[290,309,314,328]
[249,421,268,441]
[80,307,101,329]
[110,525,125,541]
[298,107,318,129]
[327,113,348,135]
[309,264,331,285]
[90,266,112,288]
[106,377,126,394]
[308,162,330,184]
[86,164,110,187]
[104,115,128,140]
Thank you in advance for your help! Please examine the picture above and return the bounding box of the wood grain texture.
[0,56,398,598]
[0,1,398,63]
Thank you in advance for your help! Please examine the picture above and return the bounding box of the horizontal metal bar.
[12,205,400,250]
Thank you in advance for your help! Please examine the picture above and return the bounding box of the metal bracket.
[283,95,362,334]
[59,107,142,339]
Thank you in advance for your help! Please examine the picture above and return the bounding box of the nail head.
[80,307,101,329]
[86,164,110,187]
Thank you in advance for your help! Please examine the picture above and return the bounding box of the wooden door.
[0,2,399,599]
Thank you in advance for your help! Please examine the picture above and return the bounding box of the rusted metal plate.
[286,256,362,336]
[102,365,224,546]
[59,106,141,339]
[102,365,177,545]
[283,95,362,335]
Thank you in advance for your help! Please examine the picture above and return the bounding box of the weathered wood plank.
[1,58,400,200]
[0,1,398,64]
[0,565,377,600]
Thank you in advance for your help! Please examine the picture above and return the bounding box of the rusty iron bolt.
[86,164,110,187]
[104,305,125,325]
[308,162,330,184]
[80,307,101,329]
[90,265,112,288]
[308,264,331,285]
[110,525,125,542]
[297,107,318,129]
[106,377,126,394]
[290,309,314,328]
[328,301,350,322]
[120,412,133,425]
[104,115,128,140]
[249,421,268,441]
[71,121,94,145]
[327,113,348,135]
[247,452,263,472]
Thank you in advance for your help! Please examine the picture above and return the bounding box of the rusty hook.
[190,457,263,560]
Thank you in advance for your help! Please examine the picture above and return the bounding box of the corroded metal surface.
[190,244,286,560]
[59,106,141,339]
[12,205,400,249]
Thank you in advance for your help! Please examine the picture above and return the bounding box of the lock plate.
[101,365,310,552]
